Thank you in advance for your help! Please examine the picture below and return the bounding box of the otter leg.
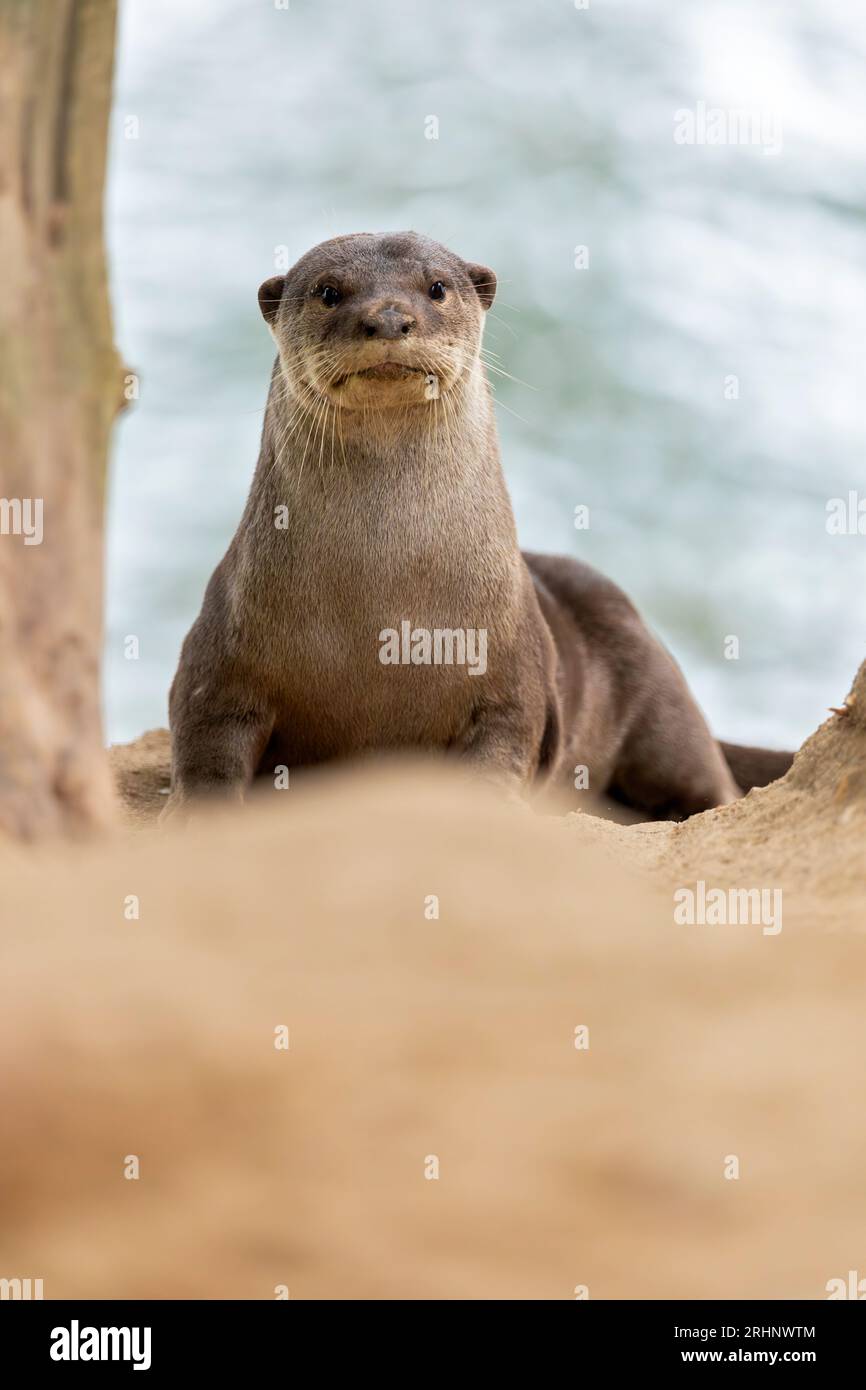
[163,697,274,821]
[610,690,740,821]
[457,698,540,798]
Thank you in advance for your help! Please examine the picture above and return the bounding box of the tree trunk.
[0,0,121,837]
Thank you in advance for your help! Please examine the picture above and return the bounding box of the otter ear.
[258,275,285,326]
[465,263,496,310]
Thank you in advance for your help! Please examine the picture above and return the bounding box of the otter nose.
[359,305,417,340]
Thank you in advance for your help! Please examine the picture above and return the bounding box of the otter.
[164,231,792,821]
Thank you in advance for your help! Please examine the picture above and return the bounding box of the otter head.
[258,231,496,411]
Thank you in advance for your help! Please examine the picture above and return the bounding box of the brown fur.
[166,232,781,821]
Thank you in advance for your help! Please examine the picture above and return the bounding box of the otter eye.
[319,285,341,307]
[429,281,446,301]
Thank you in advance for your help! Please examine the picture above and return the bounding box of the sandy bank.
[0,664,862,1298]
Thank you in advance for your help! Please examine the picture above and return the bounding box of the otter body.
[167,232,788,820]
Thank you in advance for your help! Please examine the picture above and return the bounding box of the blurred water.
[105,0,866,749]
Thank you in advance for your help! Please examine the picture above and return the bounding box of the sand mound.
[0,664,864,1298]
[567,658,866,921]
[109,727,172,828]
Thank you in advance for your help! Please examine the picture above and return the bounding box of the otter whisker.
[478,354,538,392]
[471,362,532,428]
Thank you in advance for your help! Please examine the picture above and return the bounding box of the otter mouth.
[332,362,426,388]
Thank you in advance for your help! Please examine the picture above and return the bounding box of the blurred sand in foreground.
[0,665,865,1299]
